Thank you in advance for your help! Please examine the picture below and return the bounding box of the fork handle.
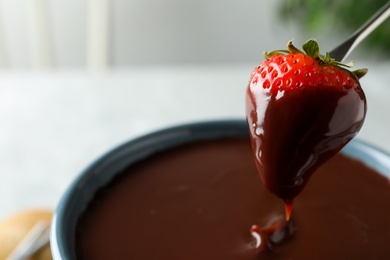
[329,1,390,62]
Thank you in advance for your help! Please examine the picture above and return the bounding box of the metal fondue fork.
[329,1,390,62]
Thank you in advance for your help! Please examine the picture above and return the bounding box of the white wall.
[0,0,338,69]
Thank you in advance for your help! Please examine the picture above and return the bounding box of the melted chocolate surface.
[76,138,390,259]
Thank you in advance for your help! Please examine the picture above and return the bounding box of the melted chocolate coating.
[246,85,366,201]
[76,138,390,259]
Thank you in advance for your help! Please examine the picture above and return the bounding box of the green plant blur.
[279,0,390,56]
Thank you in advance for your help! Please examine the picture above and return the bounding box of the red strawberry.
[245,40,367,217]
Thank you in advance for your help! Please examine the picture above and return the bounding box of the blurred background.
[0,0,388,70]
[0,0,302,69]
[0,0,389,247]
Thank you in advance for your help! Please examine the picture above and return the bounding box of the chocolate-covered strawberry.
[246,40,367,219]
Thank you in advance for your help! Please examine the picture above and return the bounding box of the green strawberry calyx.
[264,39,368,79]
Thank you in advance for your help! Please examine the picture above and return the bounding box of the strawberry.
[245,39,367,214]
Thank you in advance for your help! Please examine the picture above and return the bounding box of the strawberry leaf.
[264,49,289,59]
[333,60,354,68]
[287,41,304,55]
[352,68,368,79]
[323,52,331,63]
[302,39,320,58]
